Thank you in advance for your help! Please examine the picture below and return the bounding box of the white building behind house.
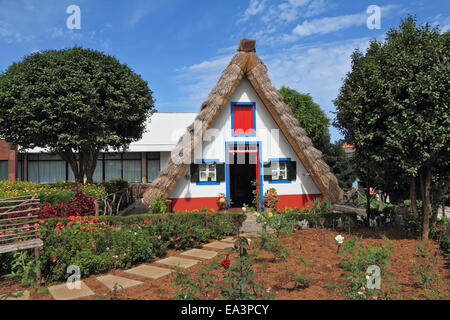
[16,112,197,184]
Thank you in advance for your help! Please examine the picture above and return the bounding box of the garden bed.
[3,226,447,300]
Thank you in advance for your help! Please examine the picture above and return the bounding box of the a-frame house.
[143,39,343,211]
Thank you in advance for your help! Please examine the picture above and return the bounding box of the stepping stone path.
[96,275,143,290]
[41,238,240,300]
[203,241,234,250]
[125,265,173,280]
[181,248,218,259]
[155,256,200,269]
[48,281,94,300]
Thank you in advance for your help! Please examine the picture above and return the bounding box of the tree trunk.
[410,177,419,218]
[420,166,432,240]
[59,148,99,184]
[59,150,83,183]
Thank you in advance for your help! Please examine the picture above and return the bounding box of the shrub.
[150,195,167,214]
[2,212,246,284]
[174,234,274,300]
[0,181,106,204]
[37,189,95,218]
[263,188,279,209]
[338,236,397,300]
[99,179,129,195]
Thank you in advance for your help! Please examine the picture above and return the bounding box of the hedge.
[0,212,246,284]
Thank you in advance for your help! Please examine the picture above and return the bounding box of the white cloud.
[292,5,397,37]
[293,12,366,36]
[239,0,268,23]
[431,14,450,33]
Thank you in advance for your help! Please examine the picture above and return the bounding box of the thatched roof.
[142,39,343,206]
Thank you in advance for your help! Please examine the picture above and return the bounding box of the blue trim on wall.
[268,180,291,184]
[268,157,291,162]
[230,102,256,137]
[225,141,263,212]
[196,181,220,186]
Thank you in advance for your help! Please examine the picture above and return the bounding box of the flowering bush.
[0,212,246,284]
[338,236,397,300]
[174,231,274,300]
[37,189,96,219]
[0,181,106,204]
[263,188,278,209]
[217,193,228,210]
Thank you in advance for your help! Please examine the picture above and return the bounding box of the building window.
[147,152,160,182]
[271,161,287,180]
[123,152,141,183]
[231,102,255,136]
[199,163,216,182]
[28,154,66,183]
[0,160,7,180]
[190,160,225,184]
[263,158,296,183]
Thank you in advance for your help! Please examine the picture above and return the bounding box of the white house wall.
[169,78,320,203]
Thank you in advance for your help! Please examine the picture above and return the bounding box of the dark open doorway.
[228,145,257,208]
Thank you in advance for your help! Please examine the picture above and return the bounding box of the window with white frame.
[199,163,216,182]
[271,161,287,180]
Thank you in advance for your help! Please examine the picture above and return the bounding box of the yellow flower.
[268,212,273,218]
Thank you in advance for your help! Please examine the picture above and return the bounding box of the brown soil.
[1,227,449,300]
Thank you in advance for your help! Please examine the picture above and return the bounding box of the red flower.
[170,237,174,241]
[174,244,178,248]
[51,256,56,263]
[221,259,231,268]
[144,221,152,224]
[176,237,180,240]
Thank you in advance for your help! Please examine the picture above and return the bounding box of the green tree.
[0,47,155,183]
[279,86,330,151]
[279,86,356,189]
[334,16,449,239]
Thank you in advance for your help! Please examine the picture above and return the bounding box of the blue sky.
[1,0,449,142]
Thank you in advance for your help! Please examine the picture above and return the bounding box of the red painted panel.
[275,194,323,210]
[233,105,254,135]
[169,197,221,212]
[169,193,322,212]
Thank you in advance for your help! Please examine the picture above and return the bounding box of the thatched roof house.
[143,39,343,211]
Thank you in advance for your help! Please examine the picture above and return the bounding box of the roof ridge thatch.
[142,39,343,206]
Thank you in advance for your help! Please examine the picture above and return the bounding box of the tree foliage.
[279,86,356,189]
[334,16,449,239]
[0,47,155,183]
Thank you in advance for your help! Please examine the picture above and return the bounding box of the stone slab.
[96,275,143,290]
[155,256,200,269]
[221,237,236,243]
[125,265,173,280]
[203,241,234,250]
[48,281,94,300]
[4,290,30,300]
[180,248,218,259]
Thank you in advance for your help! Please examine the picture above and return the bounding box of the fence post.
[94,199,99,216]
